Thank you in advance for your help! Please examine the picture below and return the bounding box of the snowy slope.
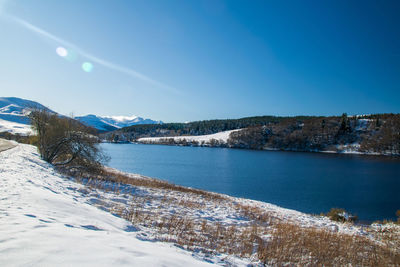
[0,144,213,267]
[138,129,241,145]
[0,97,50,113]
[75,114,120,132]
[76,114,162,132]
[0,139,17,152]
[0,97,52,135]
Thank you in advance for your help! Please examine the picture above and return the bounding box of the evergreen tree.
[376,118,381,129]
[339,113,348,133]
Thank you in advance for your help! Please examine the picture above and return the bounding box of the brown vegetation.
[30,109,107,173]
[257,223,399,266]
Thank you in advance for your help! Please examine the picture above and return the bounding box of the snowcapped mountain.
[0,97,53,135]
[75,114,162,132]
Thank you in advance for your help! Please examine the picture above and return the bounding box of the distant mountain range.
[0,97,161,134]
[75,114,162,132]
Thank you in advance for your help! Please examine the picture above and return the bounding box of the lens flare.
[65,49,78,62]
[82,62,93,72]
[56,46,68,57]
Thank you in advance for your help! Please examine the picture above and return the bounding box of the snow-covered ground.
[0,139,17,152]
[138,129,241,145]
[0,118,33,135]
[0,144,214,266]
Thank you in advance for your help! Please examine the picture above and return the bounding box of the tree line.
[101,115,312,142]
[102,113,400,155]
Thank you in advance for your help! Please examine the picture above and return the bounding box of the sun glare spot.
[82,62,93,72]
[56,46,68,57]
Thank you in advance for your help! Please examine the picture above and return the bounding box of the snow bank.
[0,144,213,267]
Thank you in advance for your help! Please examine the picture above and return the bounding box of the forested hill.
[101,114,400,155]
[225,113,400,155]
[101,115,310,140]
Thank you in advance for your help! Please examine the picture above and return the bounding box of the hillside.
[0,97,54,135]
[226,114,400,155]
[102,115,294,141]
[0,97,52,124]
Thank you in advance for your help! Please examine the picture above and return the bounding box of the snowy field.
[138,129,241,145]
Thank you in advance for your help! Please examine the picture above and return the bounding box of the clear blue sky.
[0,0,399,122]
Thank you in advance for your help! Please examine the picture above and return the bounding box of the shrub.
[327,208,358,223]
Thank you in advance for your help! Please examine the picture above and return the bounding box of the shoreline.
[103,140,400,157]
[103,166,369,235]
[105,166,385,225]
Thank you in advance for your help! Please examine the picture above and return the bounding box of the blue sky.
[0,0,399,122]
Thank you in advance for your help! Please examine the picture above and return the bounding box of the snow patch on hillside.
[103,115,140,122]
[0,118,33,135]
[355,119,372,131]
[138,129,241,145]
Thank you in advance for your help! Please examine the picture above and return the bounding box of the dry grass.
[112,203,264,258]
[257,223,399,266]
[112,201,399,266]
[64,166,400,266]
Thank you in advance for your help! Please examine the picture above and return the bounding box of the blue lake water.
[101,143,400,222]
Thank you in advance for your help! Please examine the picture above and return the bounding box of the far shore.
[103,139,400,157]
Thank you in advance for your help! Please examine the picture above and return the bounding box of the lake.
[101,143,400,222]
